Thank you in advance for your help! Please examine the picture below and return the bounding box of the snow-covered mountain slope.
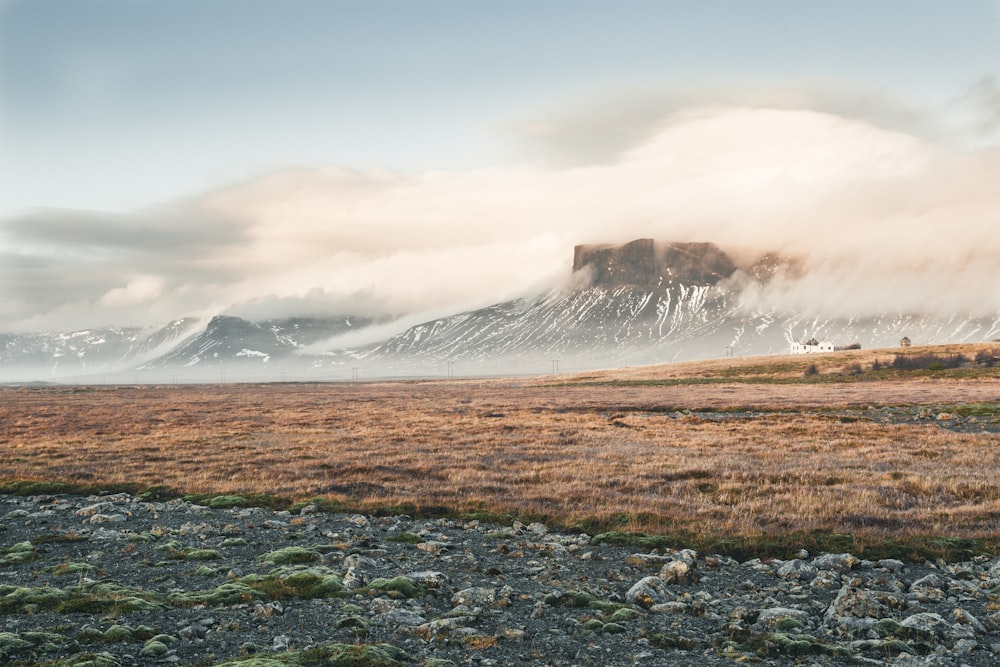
[0,318,200,379]
[350,284,735,369]
[139,315,375,369]
[330,288,1000,375]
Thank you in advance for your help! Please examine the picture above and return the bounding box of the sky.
[1,0,999,332]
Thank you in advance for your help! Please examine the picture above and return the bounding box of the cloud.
[502,83,949,166]
[955,74,1000,139]
[97,276,164,308]
[2,104,999,332]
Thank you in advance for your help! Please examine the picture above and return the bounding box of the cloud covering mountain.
[2,104,999,334]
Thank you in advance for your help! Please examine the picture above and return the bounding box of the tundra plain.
[3,343,999,559]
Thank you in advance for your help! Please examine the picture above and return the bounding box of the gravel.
[2,492,1000,666]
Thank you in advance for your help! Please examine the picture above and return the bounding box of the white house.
[790,338,835,354]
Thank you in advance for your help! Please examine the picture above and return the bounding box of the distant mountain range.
[3,239,998,381]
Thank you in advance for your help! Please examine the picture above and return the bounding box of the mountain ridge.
[3,239,998,380]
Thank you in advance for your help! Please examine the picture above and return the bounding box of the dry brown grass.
[3,345,999,550]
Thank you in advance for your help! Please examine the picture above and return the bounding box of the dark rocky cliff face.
[573,239,737,287]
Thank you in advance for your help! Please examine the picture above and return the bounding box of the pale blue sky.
[2,0,998,216]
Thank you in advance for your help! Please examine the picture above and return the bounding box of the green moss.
[76,628,106,644]
[18,631,64,645]
[362,576,419,599]
[221,537,248,547]
[335,616,370,630]
[243,571,342,600]
[214,642,410,667]
[50,562,95,575]
[606,607,642,623]
[169,582,260,607]
[258,546,321,565]
[155,539,184,552]
[747,632,852,658]
[854,639,916,657]
[774,617,805,632]
[102,625,133,643]
[66,653,123,667]
[389,532,422,544]
[0,632,34,654]
[140,639,169,657]
[184,548,223,561]
[0,542,37,566]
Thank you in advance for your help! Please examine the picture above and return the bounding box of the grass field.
[3,343,999,560]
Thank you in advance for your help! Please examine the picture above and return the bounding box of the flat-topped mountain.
[572,239,738,287]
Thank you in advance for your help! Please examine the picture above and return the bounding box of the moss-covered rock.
[0,541,37,566]
[258,547,320,565]
[363,576,419,599]
[543,589,597,608]
[141,639,169,657]
[169,581,260,607]
[606,607,642,623]
[50,562,95,576]
[0,582,161,615]
[242,571,342,600]
[215,642,410,666]
[102,625,133,643]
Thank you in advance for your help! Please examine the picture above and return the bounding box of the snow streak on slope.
[333,285,1000,375]
[352,284,740,372]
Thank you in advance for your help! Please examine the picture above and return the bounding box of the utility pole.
[351,368,359,382]
[725,346,734,358]
[551,359,560,374]
[446,361,455,379]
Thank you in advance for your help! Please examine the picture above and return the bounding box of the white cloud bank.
[2,105,999,332]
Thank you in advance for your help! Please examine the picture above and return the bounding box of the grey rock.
[812,552,860,572]
[452,587,496,607]
[625,576,674,608]
[900,612,952,639]
[825,585,890,622]
[405,570,450,588]
[776,559,817,581]
[375,608,426,627]
[755,606,812,630]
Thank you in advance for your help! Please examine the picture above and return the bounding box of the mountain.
[4,239,999,380]
[573,238,738,287]
[0,318,200,379]
[139,315,374,371]
[0,315,377,381]
[323,240,1000,374]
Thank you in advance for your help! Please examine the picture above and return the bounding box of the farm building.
[790,338,835,354]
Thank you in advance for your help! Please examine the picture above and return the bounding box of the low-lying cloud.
[2,103,999,333]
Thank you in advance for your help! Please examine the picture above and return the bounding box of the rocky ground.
[2,492,999,666]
